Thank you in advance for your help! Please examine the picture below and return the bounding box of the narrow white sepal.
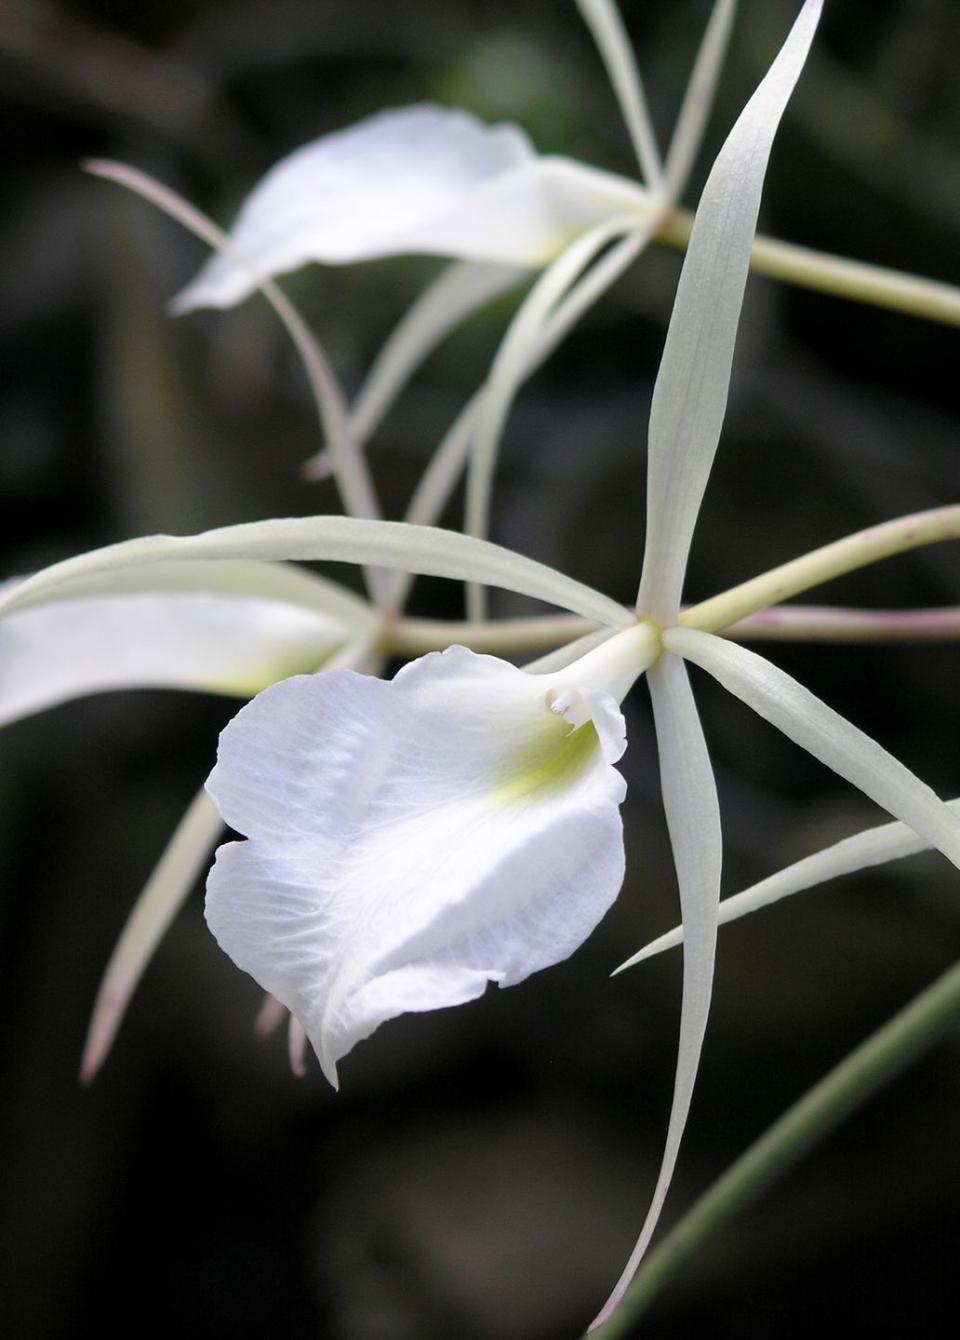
[616,799,960,970]
[174,105,647,311]
[666,628,960,872]
[204,646,630,1087]
[81,788,223,1080]
[636,0,822,621]
[592,653,722,1328]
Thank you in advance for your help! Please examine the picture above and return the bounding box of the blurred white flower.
[172,103,650,312]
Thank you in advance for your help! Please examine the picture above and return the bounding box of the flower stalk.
[681,504,960,634]
[384,603,960,657]
[655,206,960,327]
[588,955,960,1338]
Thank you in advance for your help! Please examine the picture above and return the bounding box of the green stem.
[656,208,960,326]
[589,956,960,1339]
[385,602,960,657]
[724,603,960,643]
[681,505,960,634]
[386,612,593,656]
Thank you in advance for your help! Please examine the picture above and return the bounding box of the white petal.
[617,802,959,971]
[637,0,822,620]
[0,589,351,726]
[205,646,628,1086]
[81,788,223,1080]
[7,557,371,621]
[173,105,647,311]
[0,516,634,629]
[592,653,722,1327]
[665,627,960,871]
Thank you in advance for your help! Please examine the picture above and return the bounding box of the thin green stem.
[725,603,960,642]
[656,207,960,326]
[681,505,960,634]
[386,613,593,656]
[589,955,960,1338]
[385,602,960,657]
[85,160,392,610]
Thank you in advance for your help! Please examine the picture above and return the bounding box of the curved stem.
[656,207,960,326]
[681,505,960,634]
[724,603,960,643]
[589,955,960,1337]
[85,160,391,609]
[387,612,592,656]
[385,603,960,657]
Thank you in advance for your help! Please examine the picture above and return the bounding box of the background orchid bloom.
[171,103,650,311]
[161,0,738,488]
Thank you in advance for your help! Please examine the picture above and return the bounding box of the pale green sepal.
[81,788,223,1080]
[576,0,663,187]
[616,801,960,971]
[592,652,722,1327]
[663,0,738,200]
[666,627,960,873]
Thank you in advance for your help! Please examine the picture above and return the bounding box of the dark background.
[2,1,959,1336]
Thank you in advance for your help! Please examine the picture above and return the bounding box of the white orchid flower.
[163,0,960,1320]
[163,0,738,485]
[172,0,722,309]
[6,0,958,1324]
[205,623,657,1088]
[171,103,648,307]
